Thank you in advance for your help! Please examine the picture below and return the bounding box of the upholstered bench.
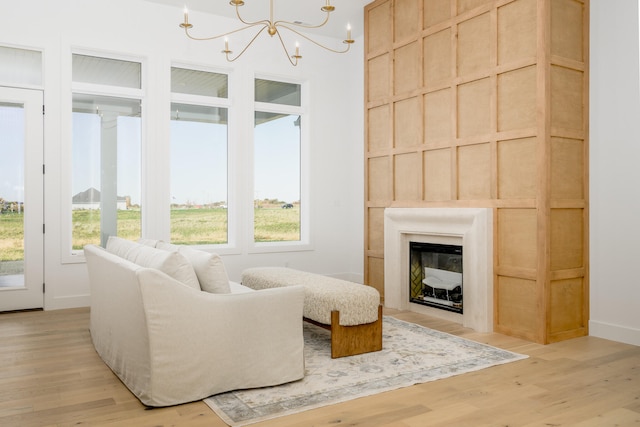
[241,267,383,358]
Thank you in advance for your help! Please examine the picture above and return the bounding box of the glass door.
[0,87,44,311]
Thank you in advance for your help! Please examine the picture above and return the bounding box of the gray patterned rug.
[204,316,527,426]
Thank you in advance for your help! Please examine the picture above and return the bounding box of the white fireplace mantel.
[384,208,493,332]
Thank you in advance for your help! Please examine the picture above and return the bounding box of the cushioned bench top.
[241,267,381,326]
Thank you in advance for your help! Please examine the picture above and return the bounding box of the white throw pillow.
[105,236,138,258]
[179,247,231,294]
[124,244,201,291]
[137,238,159,248]
[106,236,200,289]
[155,241,231,294]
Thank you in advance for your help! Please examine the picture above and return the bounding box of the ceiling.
[146,0,372,38]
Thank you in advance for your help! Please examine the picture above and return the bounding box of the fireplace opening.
[409,242,463,314]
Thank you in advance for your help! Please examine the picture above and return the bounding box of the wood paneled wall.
[364,0,589,344]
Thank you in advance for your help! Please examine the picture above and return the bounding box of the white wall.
[0,0,364,309]
[590,0,640,346]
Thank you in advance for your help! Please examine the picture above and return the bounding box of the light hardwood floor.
[1,307,638,427]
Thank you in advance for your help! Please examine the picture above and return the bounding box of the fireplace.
[384,208,493,333]
[409,241,463,313]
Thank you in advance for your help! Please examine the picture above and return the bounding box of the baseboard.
[45,294,90,311]
[589,320,640,346]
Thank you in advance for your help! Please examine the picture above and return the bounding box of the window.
[170,67,229,245]
[253,78,304,243]
[71,54,142,250]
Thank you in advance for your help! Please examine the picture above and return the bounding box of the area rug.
[204,316,527,426]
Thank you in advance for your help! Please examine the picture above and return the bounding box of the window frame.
[169,65,234,251]
[62,50,145,263]
[248,75,312,254]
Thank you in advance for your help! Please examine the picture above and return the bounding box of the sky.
[0,105,25,203]
[170,119,227,205]
[170,111,301,205]
[253,113,301,204]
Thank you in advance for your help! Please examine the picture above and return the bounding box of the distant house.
[72,188,128,210]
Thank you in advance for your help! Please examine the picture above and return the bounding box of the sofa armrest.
[136,268,305,406]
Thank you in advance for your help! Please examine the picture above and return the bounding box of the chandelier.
[180,0,355,66]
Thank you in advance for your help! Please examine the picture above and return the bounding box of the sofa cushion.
[106,235,139,258]
[156,241,231,294]
[137,238,159,248]
[155,241,180,252]
[107,237,200,290]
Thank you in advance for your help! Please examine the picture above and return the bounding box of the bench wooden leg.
[330,305,383,358]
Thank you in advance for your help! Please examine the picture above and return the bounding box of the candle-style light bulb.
[347,23,352,40]
[180,6,193,29]
[295,42,300,57]
[225,37,229,51]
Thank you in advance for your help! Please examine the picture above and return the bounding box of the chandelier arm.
[232,1,271,27]
[273,11,331,31]
[184,22,265,42]
[274,28,300,67]
[278,25,352,54]
[225,25,269,62]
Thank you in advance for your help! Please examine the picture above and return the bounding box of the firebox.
[409,242,463,313]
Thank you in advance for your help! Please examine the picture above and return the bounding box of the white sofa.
[84,238,306,407]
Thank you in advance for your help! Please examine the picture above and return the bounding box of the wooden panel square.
[368,207,385,252]
[498,208,537,269]
[457,142,491,199]
[394,97,422,149]
[498,65,537,132]
[551,137,584,199]
[367,256,385,296]
[424,148,452,201]
[394,153,421,201]
[394,0,420,42]
[368,156,391,201]
[367,0,392,54]
[457,0,492,14]
[551,65,584,131]
[368,54,390,102]
[497,0,537,65]
[457,12,492,77]
[551,0,584,62]
[368,105,391,152]
[550,278,584,333]
[424,28,452,87]
[457,78,491,138]
[496,275,538,338]
[424,0,451,29]
[498,137,537,199]
[394,42,421,95]
[424,88,452,143]
[550,208,583,270]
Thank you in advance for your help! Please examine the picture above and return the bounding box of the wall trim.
[589,320,640,347]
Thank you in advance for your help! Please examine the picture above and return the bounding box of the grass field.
[0,207,300,260]
[0,213,24,261]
